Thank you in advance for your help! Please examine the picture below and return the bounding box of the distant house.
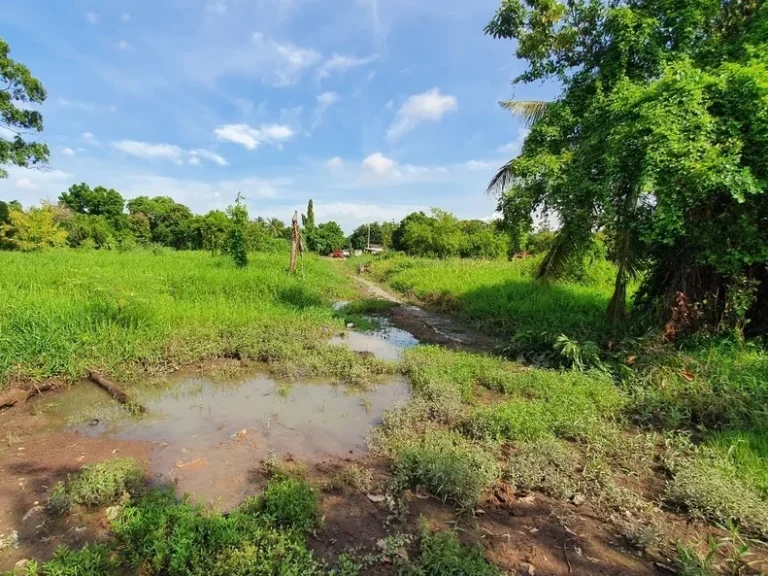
[353,249,363,257]
[364,244,384,255]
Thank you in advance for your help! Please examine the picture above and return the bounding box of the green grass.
[0,249,396,388]
[47,458,144,514]
[402,529,500,576]
[358,253,617,342]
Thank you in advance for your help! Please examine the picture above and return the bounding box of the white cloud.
[497,128,530,155]
[312,92,339,131]
[362,153,398,178]
[62,147,76,157]
[118,40,135,52]
[16,178,36,190]
[387,88,458,141]
[214,123,295,150]
[112,140,228,166]
[81,132,100,146]
[86,12,98,25]
[317,54,377,79]
[189,149,229,167]
[248,33,321,86]
[121,12,131,21]
[326,156,344,169]
[113,140,183,161]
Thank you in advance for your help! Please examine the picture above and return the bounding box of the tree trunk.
[289,211,300,273]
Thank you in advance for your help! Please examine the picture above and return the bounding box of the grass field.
[0,249,393,388]
[4,248,768,574]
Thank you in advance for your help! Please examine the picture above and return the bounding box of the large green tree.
[0,38,49,178]
[487,0,768,332]
[59,183,125,220]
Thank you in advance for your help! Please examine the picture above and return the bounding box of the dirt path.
[353,275,497,354]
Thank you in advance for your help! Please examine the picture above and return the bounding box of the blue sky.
[0,0,558,232]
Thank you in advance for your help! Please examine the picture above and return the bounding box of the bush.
[393,430,499,512]
[38,544,119,576]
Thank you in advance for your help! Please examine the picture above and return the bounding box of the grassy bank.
[0,249,388,389]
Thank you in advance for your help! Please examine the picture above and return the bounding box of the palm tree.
[488,98,640,329]
[486,100,549,197]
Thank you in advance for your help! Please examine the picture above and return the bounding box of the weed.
[505,438,581,499]
[620,520,664,549]
[259,476,320,532]
[67,458,143,507]
[665,453,768,538]
[32,544,118,576]
[392,430,499,513]
[322,465,373,493]
[672,541,717,576]
[401,529,499,576]
[47,482,72,516]
[112,488,323,575]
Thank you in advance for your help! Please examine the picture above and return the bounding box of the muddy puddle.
[48,372,409,509]
[329,316,419,361]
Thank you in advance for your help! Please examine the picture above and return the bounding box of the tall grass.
[359,253,617,341]
[0,249,356,387]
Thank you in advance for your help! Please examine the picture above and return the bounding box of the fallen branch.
[88,372,146,413]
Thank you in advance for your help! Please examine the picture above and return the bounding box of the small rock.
[366,493,386,503]
[14,559,29,570]
[571,493,586,506]
[17,447,24,452]
[518,493,536,504]
[521,563,536,576]
[106,506,121,522]
[346,322,355,328]
[236,429,247,440]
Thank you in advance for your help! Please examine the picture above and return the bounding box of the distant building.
[364,244,384,255]
[353,249,363,257]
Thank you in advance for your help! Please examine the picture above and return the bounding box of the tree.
[302,199,316,230]
[200,210,230,255]
[0,205,67,251]
[392,212,430,253]
[126,196,193,248]
[227,193,248,267]
[59,183,125,220]
[349,222,383,250]
[0,200,9,225]
[0,38,49,178]
[306,221,346,255]
[486,0,768,331]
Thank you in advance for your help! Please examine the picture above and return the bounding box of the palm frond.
[536,225,583,280]
[498,100,549,126]
[486,160,516,197]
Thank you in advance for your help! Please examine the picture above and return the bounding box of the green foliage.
[348,221,396,250]
[68,458,144,507]
[59,183,125,220]
[0,200,10,225]
[227,193,249,268]
[258,476,320,532]
[392,429,499,512]
[0,205,68,251]
[37,544,119,576]
[112,488,323,575]
[126,195,193,249]
[403,529,499,576]
[303,199,315,229]
[487,0,768,330]
[0,36,49,178]
[306,221,347,255]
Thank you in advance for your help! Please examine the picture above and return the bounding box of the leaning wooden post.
[289,210,300,273]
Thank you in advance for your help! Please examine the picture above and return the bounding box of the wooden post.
[289,210,300,273]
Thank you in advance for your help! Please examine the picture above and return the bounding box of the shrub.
[27,544,120,576]
[393,430,499,512]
